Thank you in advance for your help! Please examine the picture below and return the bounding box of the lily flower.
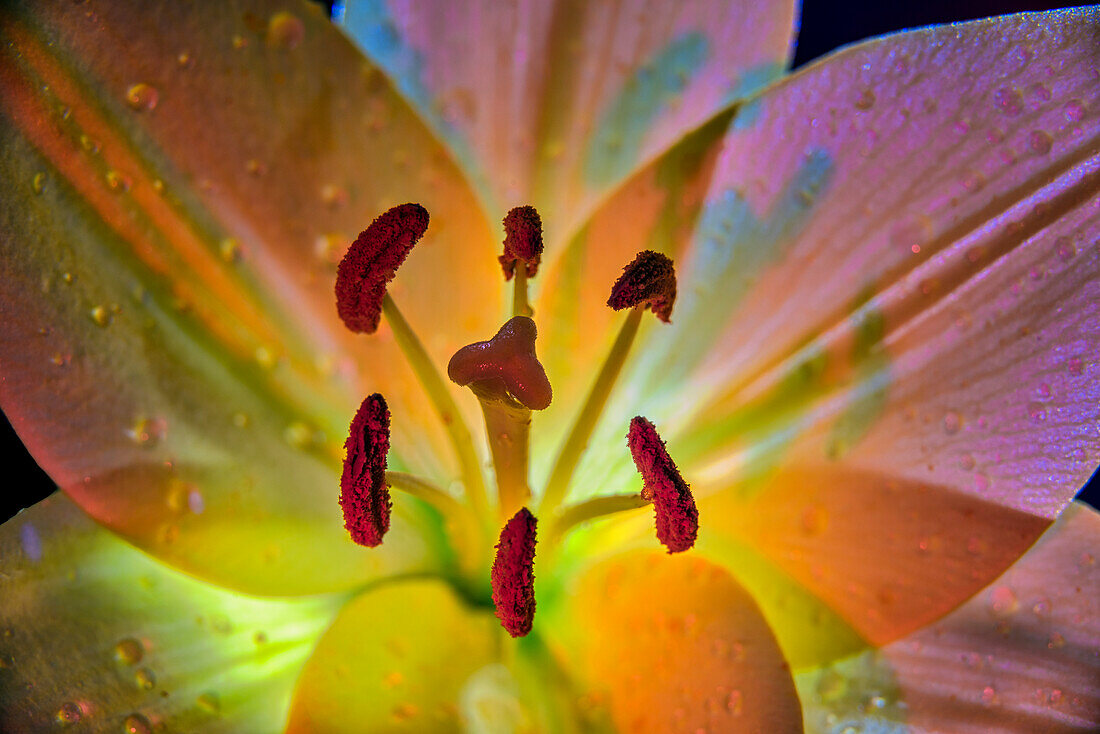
[0,1,1097,731]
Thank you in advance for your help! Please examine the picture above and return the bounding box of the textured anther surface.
[628,416,698,553]
[498,205,544,279]
[607,250,677,323]
[339,394,392,547]
[491,507,538,637]
[335,203,429,334]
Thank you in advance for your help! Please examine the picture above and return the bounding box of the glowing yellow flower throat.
[334,203,697,637]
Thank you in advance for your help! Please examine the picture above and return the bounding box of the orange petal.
[0,1,496,593]
[797,502,1100,730]
[342,0,797,241]
[547,551,803,733]
[0,493,340,732]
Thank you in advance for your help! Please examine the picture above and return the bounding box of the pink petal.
[0,0,494,594]
[798,502,1100,730]
[611,7,1098,651]
[342,0,798,240]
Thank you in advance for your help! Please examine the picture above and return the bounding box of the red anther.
[627,416,698,553]
[447,316,552,410]
[499,205,544,280]
[607,250,677,323]
[491,507,538,637]
[339,394,392,547]
[335,203,429,334]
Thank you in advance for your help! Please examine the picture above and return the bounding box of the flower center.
[334,204,696,636]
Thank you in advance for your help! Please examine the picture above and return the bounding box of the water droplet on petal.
[268,11,305,50]
[134,667,156,690]
[959,453,976,470]
[991,586,1018,617]
[1063,99,1085,122]
[177,51,195,69]
[125,83,159,111]
[106,170,132,192]
[1027,130,1053,155]
[115,637,144,664]
[32,172,46,194]
[80,134,100,153]
[90,305,113,327]
[1048,632,1065,649]
[853,88,876,110]
[219,237,241,262]
[196,692,221,714]
[122,713,152,734]
[993,87,1023,116]
[981,686,997,705]
[943,411,962,435]
[1055,236,1076,262]
[1027,402,1047,423]
[726,689,743,715]
[56,702,83,725]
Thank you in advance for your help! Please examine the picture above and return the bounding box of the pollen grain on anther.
[491,507,538,637]
[607,250,677,323]
[499,205,544,280]
[335,203,429,334]
[628,416,698,553]
[339,393,392,547]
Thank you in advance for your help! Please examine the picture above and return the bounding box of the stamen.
[499,206,544,280]
[339,394,391,547]
[540,251,678,515]
[491,507,538,638]
[332,203,490,521]
[607,250,677,323]
[448,317,551,515]
[335,203,428,334]
[628,416,698,553]
[499,206,544,318]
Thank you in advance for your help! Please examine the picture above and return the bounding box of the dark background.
[2,0,1095,522]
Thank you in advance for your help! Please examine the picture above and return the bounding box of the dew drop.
[1026,82,1052,105]
[320,183,349,208]
[853,88,876,110]
[1048,632,1065,649]
[993,87,1023,116]
[1067,356,1084,375]
[125,83,159,111]
[114,637,144,665]
[127,416,166,447]
[134,667,156,690]
[268,11,305,50]
[1031,597,1052,617]
[196,691,221,714]
[232,34,248,50]
[990,586,1018,617]
[1035,382,1052,399]
[943,411,962,435]
[981,686,997,705]
[1063,99,1085,122]
[232,412,250,428]
[392,703,419,721]
[255,345,277,369]
[105,169,132,192]
[959,453,976,471]
[219,237,241,262]
[253,630,268,645]
[800,504,828,536]
[1027,402,1047,423]
[245,158,266,176]
[80,134,100,153]
[177,50,195,69]
[284,421,314,448]
[56,702,82,725]
[726,689,743,716]
[1055,236,1076,262]
[32,172,46,194]
[90,305,113,327]
[122,713,152,734]
[959,169,986,192]
[1027,130,1053,155]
